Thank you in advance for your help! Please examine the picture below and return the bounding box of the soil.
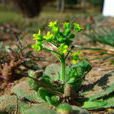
[0,16,114,114]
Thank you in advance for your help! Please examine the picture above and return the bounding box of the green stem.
[43,47,66,83]
[43,47,61,56]
[60,56,65,83]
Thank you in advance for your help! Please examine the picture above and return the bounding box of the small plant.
[32,21,84,83]
[28,21,91,106]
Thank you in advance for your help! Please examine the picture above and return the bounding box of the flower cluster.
[44,31,55,41]
[32,30,43,52]
[48,21,59,34]
[70,51,83,64]
[58,44,68,54]
[32,21,83,64]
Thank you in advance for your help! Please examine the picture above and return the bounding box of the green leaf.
[44,64,61,82]
[82,100,106,110]
[19,105,30,112]
[72,105,89,114]
[56,103,72,113]
[28,70,39,90]
[66,77,75,84]
[88,83,114,101]
[69,34,75,39]
[22,104,57,114]
[37,88,51,101]
[28,70,35,78]
[104,95,114,108]
[41,75,51,84]
[37,88,60,105]
[37,88,53,104]
[82,92,114,109]
[63,22,70,30]
[66,61,91,91]
[64,29,71,36]
[50,96,60,105]
[28,78,39,90]
[5,45,10,52]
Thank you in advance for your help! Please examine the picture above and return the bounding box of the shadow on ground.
[81,71,114,91]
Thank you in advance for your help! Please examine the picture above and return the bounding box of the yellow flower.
[48,21,58,28]
[33,30,43,41]
[71,60,77,64]
[63,22,70,29]
[44,31,54,41]
[70,51,82,64]
[58,44,68,54]
[52,27,59,34]
[31,41,42,52]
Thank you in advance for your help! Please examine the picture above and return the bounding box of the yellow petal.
[71,60,77,64]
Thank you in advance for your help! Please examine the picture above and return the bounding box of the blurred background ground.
[0,0,114,66]
[1,0,114,113]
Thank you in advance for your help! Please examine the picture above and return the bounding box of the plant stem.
[44,47,66,83]
[60,56,65,83]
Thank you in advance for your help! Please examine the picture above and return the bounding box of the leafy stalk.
[60,56,66,83]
